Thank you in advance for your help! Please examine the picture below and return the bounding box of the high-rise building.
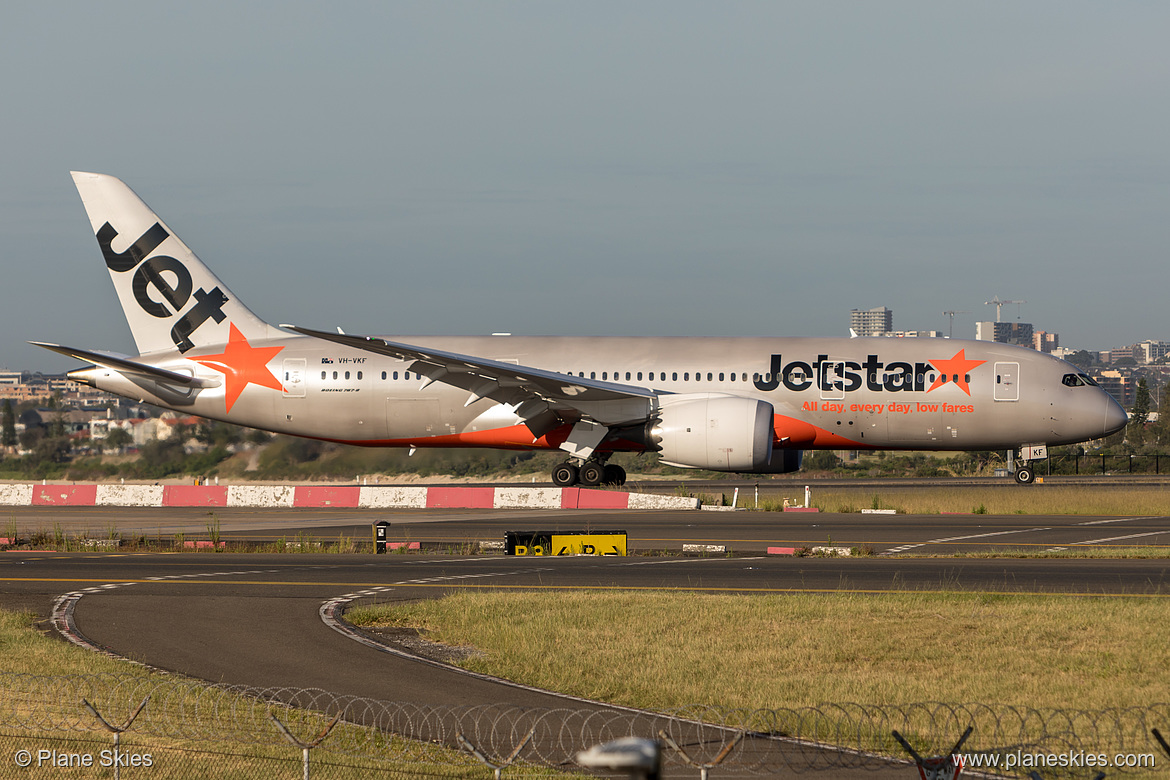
[976,321,1033,347]
[849,307,893,337]
[1032,331,1059,353]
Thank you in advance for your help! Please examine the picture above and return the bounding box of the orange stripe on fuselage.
[334,416,868,453]
[773,414,869,449]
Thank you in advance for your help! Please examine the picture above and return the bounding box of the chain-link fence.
[1,673,1168,777]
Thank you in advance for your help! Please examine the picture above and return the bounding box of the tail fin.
[70,172,278,355]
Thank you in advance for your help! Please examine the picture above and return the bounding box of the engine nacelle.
[651,394,774,472]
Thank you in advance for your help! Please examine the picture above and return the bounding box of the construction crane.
[942,311,969,338]
[984,296,1025,322]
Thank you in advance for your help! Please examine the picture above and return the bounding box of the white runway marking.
[883,527,1051,555]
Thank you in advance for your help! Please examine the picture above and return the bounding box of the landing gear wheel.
[1014,466,1035,485]
[551,462,578,487]
[579,461,605,487]
[603,464,627,487]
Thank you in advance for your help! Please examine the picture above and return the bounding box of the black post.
[1102,453,1107,475]
[373,521,390,554]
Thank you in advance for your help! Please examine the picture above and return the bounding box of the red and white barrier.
[0,484,700,511]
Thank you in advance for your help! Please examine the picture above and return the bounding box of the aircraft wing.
[30,342,221,389]
[283,326,658,429]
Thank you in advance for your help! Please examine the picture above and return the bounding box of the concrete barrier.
[359,486,428,509]
[426,486,495,509]
[163,486,228,507]
[0,482,704,510]
[0,485,33,506]
[568,488,630,509]
[627,492,701,510]
[227,485,295,508]
[96,485,165,507]
[494,487,563,509]
[33,485,98,506]
[294,486,360,508]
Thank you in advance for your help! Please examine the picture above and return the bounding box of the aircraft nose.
[1103,393,1128,437]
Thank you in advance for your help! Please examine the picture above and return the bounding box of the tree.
[1,399,15,447]
[103,427,134,452]
[1066,350,1097,369]
[1128,378,1150,447]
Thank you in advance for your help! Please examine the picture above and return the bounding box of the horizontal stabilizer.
[29,342,221,389]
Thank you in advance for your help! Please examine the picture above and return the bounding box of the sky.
[4,2,1170,372]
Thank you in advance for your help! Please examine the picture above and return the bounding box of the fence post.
[892,726,971,780]
[457,729,534,780]
[83,697,149,780]
[659,728,744,780]
[270,711,340,780]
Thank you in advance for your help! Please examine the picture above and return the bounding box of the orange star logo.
[926,349,986,396]
[191,323,285,412]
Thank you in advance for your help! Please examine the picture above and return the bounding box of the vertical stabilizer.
[70,172,277,355]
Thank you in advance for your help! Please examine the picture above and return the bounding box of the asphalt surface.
[7,504,1170,555]
[4,506,1170,777]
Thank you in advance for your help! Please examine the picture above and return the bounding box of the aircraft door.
[819,360,846,401]
[282,359,306,398]
[993,362,1019,401]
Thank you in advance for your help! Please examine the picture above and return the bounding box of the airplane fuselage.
[72,334,1123,454]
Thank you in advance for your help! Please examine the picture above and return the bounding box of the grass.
[348,590,1170,713]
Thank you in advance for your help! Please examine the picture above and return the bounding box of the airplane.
[36,172,1128,487]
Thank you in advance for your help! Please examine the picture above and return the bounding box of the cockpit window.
[1062,373,1098,387]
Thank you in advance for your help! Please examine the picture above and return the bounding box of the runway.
[3,507,1169,777]
[6,504,1170,555]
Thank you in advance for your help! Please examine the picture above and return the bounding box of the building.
[1093,369,1135,407]
[850,307,893,337]
[1032,331,1059,353]
[1137,341,1170,364]
[976,321,1034,347]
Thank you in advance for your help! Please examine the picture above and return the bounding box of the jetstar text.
[97,222,227,353]
[754,354,940,393]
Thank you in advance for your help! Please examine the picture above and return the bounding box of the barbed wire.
[1,673,1167,775]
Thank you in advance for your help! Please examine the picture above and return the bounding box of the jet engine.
[650,394,774,472]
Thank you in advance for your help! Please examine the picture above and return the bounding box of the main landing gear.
[551,459,627,487]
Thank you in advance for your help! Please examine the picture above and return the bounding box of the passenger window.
[707,372,713,381]
[637,372,643,381]
[719,373,725,381]
[381,371,387,380]
[332,371,338,380]
[321,371,326,380]
[742,373,747,382]
[626,372,631,380]
[672,372,678,381]
[590,372,596,379]
[602,372,607,380]
[357,371,363,380]
[345,371,350,380]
